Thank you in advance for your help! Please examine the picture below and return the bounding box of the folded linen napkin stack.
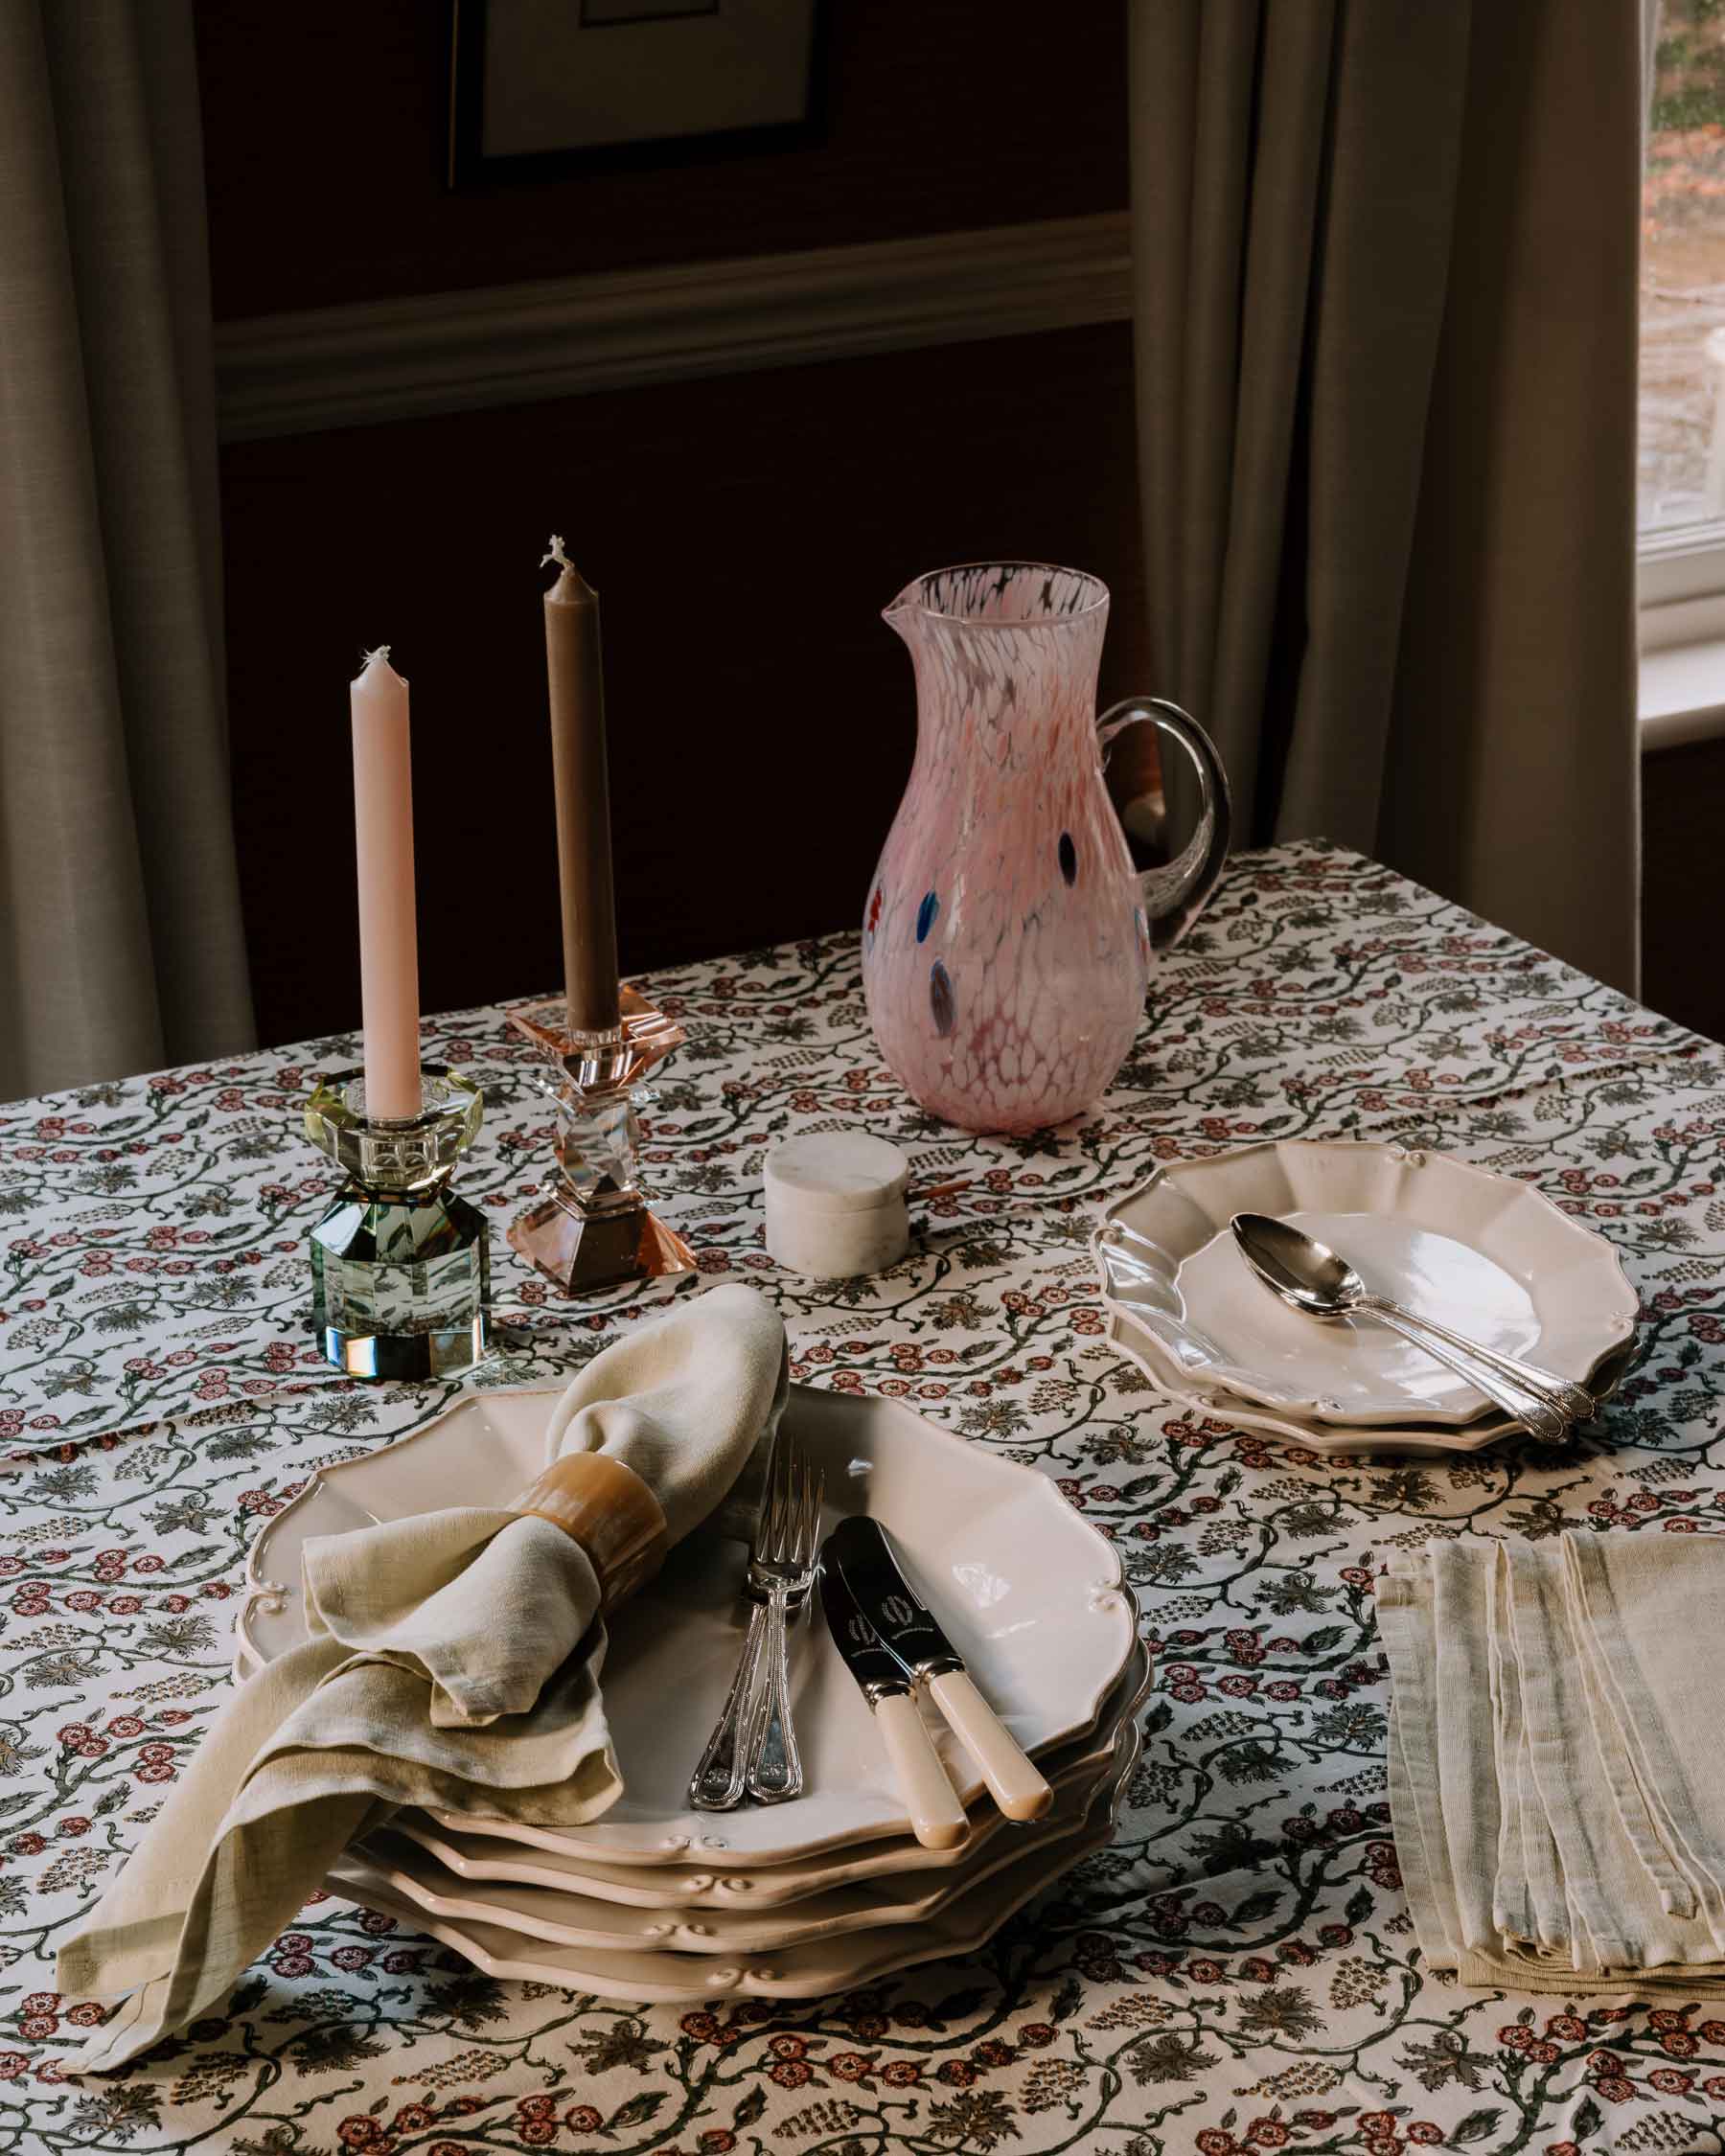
[1382,1532,1725,1993]
[58,1283,788,2069]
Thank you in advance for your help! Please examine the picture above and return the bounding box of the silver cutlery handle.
[1364,1305,1568,1441]
[747,1587,803,1804]
[1359,1295,1594,1422]
[688,1599,769,1812]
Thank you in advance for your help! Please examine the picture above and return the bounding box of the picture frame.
[448,0,829,189]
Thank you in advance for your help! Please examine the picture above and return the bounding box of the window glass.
[1642,0,1725,534]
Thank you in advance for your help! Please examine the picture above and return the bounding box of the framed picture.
[448,0,828,187]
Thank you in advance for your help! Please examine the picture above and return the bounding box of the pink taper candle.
[350,647,423,1119]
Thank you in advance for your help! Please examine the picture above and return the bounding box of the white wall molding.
[213,212,1133,443]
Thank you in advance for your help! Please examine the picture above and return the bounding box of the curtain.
[1130,0,1642,994]
[0,0,252,1100]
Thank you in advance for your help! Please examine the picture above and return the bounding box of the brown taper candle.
[541,536,621,1034]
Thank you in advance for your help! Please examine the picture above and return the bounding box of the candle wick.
[360,644,392,668]
[540,534,574,573]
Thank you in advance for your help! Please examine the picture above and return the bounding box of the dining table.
[2,836,1723,2156]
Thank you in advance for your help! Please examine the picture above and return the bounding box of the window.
[1642,0,1725,623]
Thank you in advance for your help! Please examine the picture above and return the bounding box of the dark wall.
[196,4,1140,1047]
[1643,736,1725,1045]
[195,5,1129,315]
[222,326,1148,1044]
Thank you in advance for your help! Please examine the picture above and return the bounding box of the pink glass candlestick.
[506,988,695,1295]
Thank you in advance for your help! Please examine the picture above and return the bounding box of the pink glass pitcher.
[862,562,1230,1135]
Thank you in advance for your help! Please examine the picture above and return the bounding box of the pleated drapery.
[0,0,252,1097]
[1130,0,1642,992]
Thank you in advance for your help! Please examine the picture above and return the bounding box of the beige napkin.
[58,1282,788,2068]
[1564,1533,1725,1942]
[1383,1531,1725,1994]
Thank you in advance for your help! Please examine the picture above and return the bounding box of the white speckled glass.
[862,563,1227,1134]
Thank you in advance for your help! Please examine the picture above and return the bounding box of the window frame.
[1641,523,1725,651]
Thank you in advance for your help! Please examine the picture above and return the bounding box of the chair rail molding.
[212,213,1132,443]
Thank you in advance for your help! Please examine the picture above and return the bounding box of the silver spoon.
[1230,1213,1595,1438]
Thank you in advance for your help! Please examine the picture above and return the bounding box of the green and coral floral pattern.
[1,839,1723,2154]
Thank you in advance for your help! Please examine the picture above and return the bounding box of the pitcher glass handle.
[1095,697,1231,952]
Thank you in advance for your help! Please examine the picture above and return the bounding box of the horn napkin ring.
[511,1453,669,1614]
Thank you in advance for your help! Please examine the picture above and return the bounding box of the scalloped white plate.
[350,1692,1144,1956]
[1106,1309,1638,1459]
[239,1380,1137,1868]
[327,1714,1140,2003]
[388,1640,1150,1910]
[1094,1140,1637,1428]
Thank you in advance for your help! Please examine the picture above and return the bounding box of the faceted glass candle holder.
[303,1065,491,1380]
[506,987,696,1296]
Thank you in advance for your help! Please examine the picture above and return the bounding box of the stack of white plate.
[237,1385,1146,2003]
[1093,1139,1639,1459]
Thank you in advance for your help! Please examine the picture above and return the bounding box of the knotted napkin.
[1383,1530,1725,1993]
[58,1282,788,2069]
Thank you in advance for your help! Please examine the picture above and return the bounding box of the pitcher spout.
[881,583,921,642]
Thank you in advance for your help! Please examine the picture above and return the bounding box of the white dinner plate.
[1094,1139,1637,1428]
[328,1715,1140,2004]
[239,1380,1137,1867]
[1106,1309,1639,1460]
[393,1640,1150,1909]
[352,1699,1141,1955]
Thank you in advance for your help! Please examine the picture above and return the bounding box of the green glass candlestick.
[303,1064,491,1379]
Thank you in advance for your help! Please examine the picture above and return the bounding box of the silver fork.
[687,1437,821,1811]
[746,1449,823,1805]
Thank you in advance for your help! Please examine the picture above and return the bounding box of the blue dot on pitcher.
[1058,832,1077,886]
[916,890,939,943]
[930,960,955,1037]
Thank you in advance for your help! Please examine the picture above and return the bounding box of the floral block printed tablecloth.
[1,839,1723,2156]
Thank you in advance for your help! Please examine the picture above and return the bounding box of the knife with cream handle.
[816,1544,968,1850]
[824,1515,1053,1823]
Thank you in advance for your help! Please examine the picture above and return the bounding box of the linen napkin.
[1382,1530,1725,1994]
[58,1282,788,2069]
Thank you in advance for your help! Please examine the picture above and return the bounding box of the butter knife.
[825,1515,1053,1823]
[817,1542,968,1850]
